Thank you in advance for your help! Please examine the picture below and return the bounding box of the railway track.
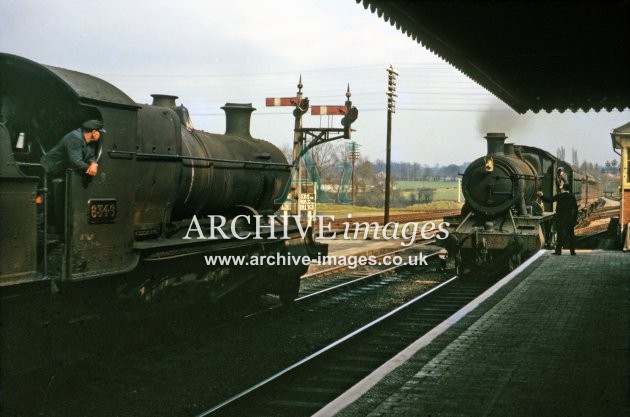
[316,210,460,231]
[575,205,618,236]
[244,242,440,318]
[197,253,519,417]
[583,206,618,223]
[38,221,556,417]
[188,190,615,416]
[299,241,437,291]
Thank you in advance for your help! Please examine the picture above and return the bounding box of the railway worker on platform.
[537,183,578,255]
[40,119,105,177]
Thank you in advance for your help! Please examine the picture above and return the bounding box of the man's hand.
[86,162,98,176]
[536,191,543,197]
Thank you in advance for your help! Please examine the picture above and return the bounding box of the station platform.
[313,249,630,417]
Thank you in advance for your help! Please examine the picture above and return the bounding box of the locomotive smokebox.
[222,103,255,139]
[484,132,507,156]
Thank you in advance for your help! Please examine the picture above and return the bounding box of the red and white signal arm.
[311,105,346,116]
[265,97,299,106]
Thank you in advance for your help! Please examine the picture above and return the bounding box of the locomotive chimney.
[151,94,178,108]
[484,132,507,156]
[222,103,255,138]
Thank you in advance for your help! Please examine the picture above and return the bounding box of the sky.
[1,0,627,166]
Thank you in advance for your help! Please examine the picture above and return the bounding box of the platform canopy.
[356,0,630,114]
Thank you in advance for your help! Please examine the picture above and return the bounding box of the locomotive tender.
[444,132,603,274]
[0,52,326,301]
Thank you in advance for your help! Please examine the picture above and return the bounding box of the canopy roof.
[356,0,630,113]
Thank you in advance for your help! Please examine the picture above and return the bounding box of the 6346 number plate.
[88,199,117,224]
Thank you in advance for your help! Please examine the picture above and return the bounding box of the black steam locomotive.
[1,52,330,298]
[0,53,326,402]
[444,132,603,274]
[1,52,325,301]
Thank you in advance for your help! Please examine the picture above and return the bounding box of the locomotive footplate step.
[319,250,630,417]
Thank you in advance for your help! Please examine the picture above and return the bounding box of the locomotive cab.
[0,53,139,285]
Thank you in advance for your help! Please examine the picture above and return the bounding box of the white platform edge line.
[311,249,546,417]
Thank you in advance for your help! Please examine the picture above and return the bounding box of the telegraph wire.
[94,62,456,79]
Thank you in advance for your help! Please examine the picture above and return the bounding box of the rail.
[197,261,456,417]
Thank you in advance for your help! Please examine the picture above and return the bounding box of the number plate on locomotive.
[88,199,117,224]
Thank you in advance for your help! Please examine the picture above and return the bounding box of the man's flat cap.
[81,119,106,132]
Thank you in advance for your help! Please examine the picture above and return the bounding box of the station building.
[611,122,630,250]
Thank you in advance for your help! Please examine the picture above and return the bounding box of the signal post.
[267,79,358,219]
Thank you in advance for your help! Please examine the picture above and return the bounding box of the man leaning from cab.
[40,119,105,177]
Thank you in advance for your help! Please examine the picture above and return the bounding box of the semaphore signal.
[311,105,347,115]
[265,97,300,107]
[266,78,359,216]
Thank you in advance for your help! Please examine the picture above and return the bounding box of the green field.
[317,181,463,216]
[396,180,459,190]
[312,180,463,215]
[396,180,461,202]
[316,200,462,217]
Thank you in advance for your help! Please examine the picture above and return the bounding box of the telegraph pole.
[347,141,360,205]
[384,65,397,223]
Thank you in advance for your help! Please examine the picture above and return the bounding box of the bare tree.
[278,143,293,163]
[307,141,346,192]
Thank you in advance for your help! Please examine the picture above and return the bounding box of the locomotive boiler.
[444,132,603,274]
[0,53,325,409]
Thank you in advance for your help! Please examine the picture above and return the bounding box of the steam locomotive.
[444,132,603,274]
[0,53,325,404]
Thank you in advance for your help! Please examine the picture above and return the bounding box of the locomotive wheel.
[455,261,472,278]
[278,275,300,306]
[455,250,473,278]
[455,261,463,277]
